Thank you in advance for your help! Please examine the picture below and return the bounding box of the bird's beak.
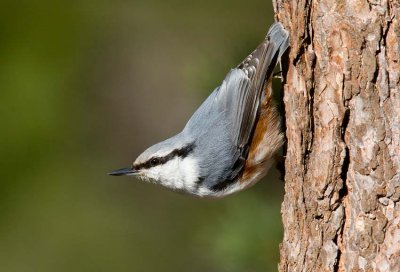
[108,167,138,176]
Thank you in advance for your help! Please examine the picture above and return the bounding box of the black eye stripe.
[150,158,159,166]
[134,142,195,170]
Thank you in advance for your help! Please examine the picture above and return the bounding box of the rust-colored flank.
[240,80,284,184]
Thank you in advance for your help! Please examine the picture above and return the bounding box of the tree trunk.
[273,0,400,271]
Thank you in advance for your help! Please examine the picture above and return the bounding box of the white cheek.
[143,157,199,191]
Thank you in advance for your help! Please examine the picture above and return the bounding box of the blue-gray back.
[182,22,289,189]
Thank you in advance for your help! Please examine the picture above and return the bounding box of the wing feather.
[215,22,289,180]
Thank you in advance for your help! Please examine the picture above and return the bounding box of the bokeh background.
[0,1,284,271]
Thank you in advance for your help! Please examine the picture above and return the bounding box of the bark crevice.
[275,0,399,271]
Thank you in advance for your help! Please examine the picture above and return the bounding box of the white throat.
[140,156,199,192]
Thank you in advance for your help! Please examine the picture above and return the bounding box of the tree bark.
[273,0,400,271]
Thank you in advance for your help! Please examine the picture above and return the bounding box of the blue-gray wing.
[214,22,289,178]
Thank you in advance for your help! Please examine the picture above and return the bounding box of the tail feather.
[237,22,289,89]
[266,22,290,60]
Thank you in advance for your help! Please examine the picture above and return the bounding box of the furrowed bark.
[273,0,400,271]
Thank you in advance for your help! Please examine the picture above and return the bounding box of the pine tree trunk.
[273,0,400,271]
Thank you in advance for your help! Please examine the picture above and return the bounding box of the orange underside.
[240,80,282,184]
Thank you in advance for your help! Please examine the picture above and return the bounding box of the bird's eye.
[150,158,160,166]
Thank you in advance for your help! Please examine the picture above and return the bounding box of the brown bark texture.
[273,0,400,271]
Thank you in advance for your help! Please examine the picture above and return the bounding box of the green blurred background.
[0,0,284,271]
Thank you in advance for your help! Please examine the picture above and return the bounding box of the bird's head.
[109,134,201,193]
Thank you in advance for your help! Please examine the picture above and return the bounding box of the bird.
[109,22,289,198]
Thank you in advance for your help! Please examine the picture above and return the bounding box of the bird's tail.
[261,22,290,83]
[236,22,289,92]
[266,22,290,61]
